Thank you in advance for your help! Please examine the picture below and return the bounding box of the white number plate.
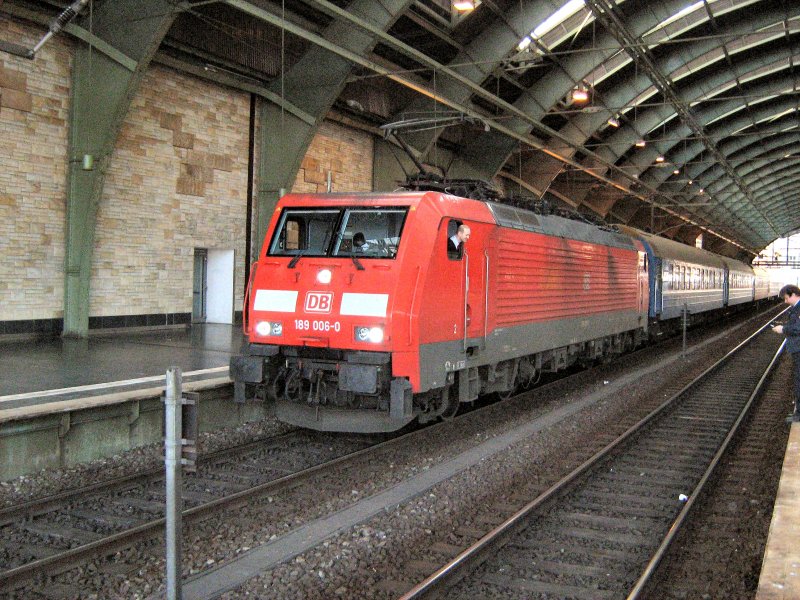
[294,319,341,333]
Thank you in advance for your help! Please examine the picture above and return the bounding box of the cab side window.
[447,219,463,260]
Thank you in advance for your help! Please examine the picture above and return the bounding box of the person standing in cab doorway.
[448,224,471,259]
[772,284,800,422]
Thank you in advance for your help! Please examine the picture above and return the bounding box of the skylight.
[532,0,586,39]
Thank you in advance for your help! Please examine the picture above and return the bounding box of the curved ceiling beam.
[586,0,797,239]
[756,193,800,222]
[702,174,800,224]
[62,0,179,337]
[751,171,800,203]
[546,10,799,247]
[657,76,799,198]
[634,75,800,224]
[366,0,562,160]
[620,41,800,178]
[225,0,415,250]
[641,96,800,191]
[458,0,694,183]
[655,119,800,198]
[707,134,800,192]
[561,6,795,160]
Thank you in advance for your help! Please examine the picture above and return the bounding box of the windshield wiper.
[351,255,365,271]
[288,252,304,268]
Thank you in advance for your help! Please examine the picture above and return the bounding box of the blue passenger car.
[753,266,772,302]
[621,228,726,321]
[721,257,756,307]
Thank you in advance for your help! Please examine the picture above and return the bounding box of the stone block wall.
[0,19,70,323]
[92,66,250,318]
[0,15,374,335]
[292,120,373,194]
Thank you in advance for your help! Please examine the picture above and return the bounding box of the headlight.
[255,320,282,336]
[316,269,332,284]
[355,325,384,343]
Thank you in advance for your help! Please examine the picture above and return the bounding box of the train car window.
[447,219,463,260]
[333,208,407,259]
[663,262,672,291]
[268,208,340,256]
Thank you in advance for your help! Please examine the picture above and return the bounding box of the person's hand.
[773,324,784,334]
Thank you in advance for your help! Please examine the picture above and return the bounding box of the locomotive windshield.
[268,207,408,259]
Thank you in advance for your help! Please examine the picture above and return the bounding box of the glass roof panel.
[533,0,587,40]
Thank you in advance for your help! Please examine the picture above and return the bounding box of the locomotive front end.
[231,196,415,433]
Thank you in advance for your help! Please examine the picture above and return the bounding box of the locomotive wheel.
[417,386,456,423]
[284,369,306,403]
[495,385,517,401]
[439,386,458,420]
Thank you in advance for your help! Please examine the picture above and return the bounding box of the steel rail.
[0,431,379,592]
[627,335,786,598]
[398,316,784,599]
[0,431,300,526]
[0,306,782,593]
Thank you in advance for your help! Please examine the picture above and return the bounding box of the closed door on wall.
[206,249,234,324]
[192,248,208,323]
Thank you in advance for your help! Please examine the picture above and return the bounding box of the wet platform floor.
[0,324,243,397]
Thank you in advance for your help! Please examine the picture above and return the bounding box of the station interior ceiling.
[6,0,800,262]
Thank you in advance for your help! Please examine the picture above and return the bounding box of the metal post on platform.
[682,303,688,355]
[164,367,183,600]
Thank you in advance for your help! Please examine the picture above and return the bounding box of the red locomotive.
[231,190,650,433]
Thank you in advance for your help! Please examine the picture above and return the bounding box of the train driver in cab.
[448,224,471,259]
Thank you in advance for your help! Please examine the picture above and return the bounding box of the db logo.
[305,291,333,313]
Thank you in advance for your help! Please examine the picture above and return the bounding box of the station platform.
[0,324,242,398]
[0,324,261,480]
[758,421,800,598]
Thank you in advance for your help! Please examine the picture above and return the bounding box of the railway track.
[0,430,379,592]
[399,321,785,600]
[637,347,790,599]
[0,307,782,597]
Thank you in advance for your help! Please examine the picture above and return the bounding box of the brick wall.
[0,19,70,322]
[0,16,374,331]
[292,120,373,194]
[92,66,250,317]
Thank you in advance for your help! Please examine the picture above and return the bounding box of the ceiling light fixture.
[571,85,589,103]
[673,169,680,174]
[635,139,646,148]
[607,115,619,127]
[655,155,665,163]
[453,0,476,11]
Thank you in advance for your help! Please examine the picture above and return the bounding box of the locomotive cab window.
[268,208,340,256]
[268,206,407,259]
[333,208,407,259]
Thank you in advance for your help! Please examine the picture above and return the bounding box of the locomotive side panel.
[409,217,494,392]
[417,225,647,392]
[489,228,644,354]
